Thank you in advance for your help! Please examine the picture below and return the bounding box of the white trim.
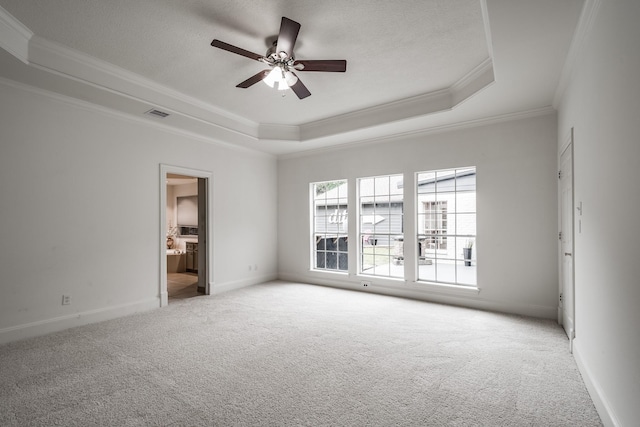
[308,269,349,277]
[558,128,575,341]
[26,36,261,146]
[553,0,603,107]
[557,306,563,326]
[27,54,260,148]
[0,7,549,153]
[27,35,257,132]
[0,10,498,147]
[0,5,32,64]
[413,281,481,296]
[280,106,556,160]
[301,89,452,141]
[573,339,620,427]
[160,165,214,307]
[450,58,495,106]
[480,0,494,59]
[299,57,493,142]
[0,297,159,345]
[311,179,350,274]
[559,127,574,155]
[0,77,271,158]
[23,32,495,144]
[210,274,278,295]
[278,272,557,319]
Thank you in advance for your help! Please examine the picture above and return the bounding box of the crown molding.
[27,36,259,136]
[0,5,32,64]
[299,89,453,142]
[7,28,494,146]
[0,76,272,158]
[480,0,494,59]
[295,57,494,142]
[280,106,556,160]
[553,0,602,108]
[451,58,495,106]
[1,8,497,150]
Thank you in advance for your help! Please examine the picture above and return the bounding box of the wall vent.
[145,108,170,118]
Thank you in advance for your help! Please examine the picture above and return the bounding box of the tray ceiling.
[0,0,585,155]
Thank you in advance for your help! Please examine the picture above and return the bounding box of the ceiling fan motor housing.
[266,40,289,60]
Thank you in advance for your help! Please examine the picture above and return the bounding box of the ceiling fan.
[211,17,347,99]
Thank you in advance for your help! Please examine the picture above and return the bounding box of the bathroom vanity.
[166,250,185,273]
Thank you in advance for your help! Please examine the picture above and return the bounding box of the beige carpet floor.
[0,281,601,426]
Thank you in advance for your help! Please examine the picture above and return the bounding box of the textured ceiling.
[0,0,586,155]
[0,0,488,125]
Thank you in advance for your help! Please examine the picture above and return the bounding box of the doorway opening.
[160,165,212,306]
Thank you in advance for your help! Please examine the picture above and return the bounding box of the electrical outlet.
[254,264,258,271]
[62,295,71,305]
[361,281,371,287]
[248,265,252,271]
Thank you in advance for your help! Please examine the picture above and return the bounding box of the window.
[358,174,404,279]
[312,180,348,272]
[417,167,476,286]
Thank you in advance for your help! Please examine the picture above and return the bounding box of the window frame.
[416,167,477,287]
[310,180,349,273]
[357,174,404,280]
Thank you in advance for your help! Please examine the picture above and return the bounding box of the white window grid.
[416,167,476,286]
[311,180,348,272]
[358,174,404,279]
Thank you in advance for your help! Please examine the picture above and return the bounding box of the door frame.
[558,128,575,348]
[159,164,213,306]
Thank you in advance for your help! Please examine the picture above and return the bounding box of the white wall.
[557,1,640,425]
[279,113,559,318]
[0,80,278,343]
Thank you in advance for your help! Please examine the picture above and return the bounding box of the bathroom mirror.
[177,195,198,231]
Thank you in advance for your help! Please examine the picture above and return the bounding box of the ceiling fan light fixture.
[284,70,298,87]
[263,67,283,88]
[263,66,296,91]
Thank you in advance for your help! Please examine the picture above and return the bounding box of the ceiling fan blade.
[276,17,301,57]
[294,60,347,72]
[236,70,271,88]
[289,73,311,99]
[211,39,263,61]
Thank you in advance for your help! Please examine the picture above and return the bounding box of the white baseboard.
[210,273,278,295]
[0,274,278,345]
[160,290,169,307]
[278,271,557,319]
[573,339,619,427]
[0,297,159,345]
